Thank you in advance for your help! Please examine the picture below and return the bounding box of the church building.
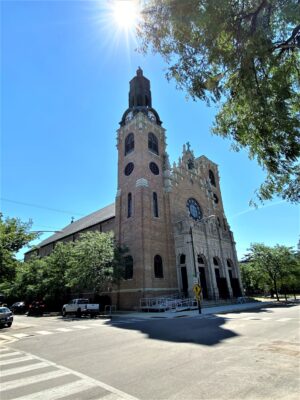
[26,68,243,310]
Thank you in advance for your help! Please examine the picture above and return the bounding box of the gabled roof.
[37,203,115,248]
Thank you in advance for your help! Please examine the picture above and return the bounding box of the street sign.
[193,284,202,297]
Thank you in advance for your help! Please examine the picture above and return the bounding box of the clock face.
[147,111,156,122]
[125,111,133,123]
[186,198,202,221]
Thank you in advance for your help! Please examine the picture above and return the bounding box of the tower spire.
[129,67,152,108]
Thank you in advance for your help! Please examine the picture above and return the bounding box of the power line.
[1,198,85,217]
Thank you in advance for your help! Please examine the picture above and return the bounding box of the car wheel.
[76,308,82,318]
[7,322,12,327]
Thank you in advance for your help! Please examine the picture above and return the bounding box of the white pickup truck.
[62,299,99,318]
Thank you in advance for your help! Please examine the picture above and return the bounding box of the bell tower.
[115,68,177,309]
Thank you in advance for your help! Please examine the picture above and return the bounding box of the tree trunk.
[274,279,280,301]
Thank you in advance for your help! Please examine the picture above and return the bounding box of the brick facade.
[26,69,243,309]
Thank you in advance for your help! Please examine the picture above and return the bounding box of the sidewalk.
[110,299,278,320]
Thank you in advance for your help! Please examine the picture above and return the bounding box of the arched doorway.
[179,254,188,297]
[197,254,208,299]
[227,259,242,297]
[213,257,229,299]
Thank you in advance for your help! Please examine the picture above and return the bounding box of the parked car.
[62,299,99,318]
[0,307,13,327]
[10,301,27,314]
[27,301,45,316]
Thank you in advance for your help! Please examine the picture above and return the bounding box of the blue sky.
[1,0,299,259]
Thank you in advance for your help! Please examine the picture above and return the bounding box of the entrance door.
[198,267,208,299]
[181,267,188,297]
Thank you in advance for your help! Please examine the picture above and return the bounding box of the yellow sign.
[193,284,202,297]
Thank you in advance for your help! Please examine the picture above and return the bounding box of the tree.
[65,231,125,294]
[243,243,300,300]
[12,256,47,303]
[138,0,300,203]
[39,242,74,309]
[0,213,38,288]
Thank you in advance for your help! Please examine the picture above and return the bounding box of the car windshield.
[0,307,10,313]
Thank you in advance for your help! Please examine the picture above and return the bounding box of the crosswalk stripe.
[35,330,53,335]
[0,362,49,377]
[54,328,72,332]
[276,318,292,322]
[0,355,34,366]
[0,369,71,392]
[71,325,90,329]
[0,351,22,359]
[0,347,11,352]
[11,333,31,338]
[12,378,97,400]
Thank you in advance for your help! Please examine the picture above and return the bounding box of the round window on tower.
[186,198,203,221]
[124,162,134,176]
[149,162,159,175]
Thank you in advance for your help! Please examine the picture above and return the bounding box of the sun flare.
[112,0,140,30]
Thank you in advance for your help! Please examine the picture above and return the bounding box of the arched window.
[213,194,219,204]
[125,133,134,155]
[188,159,194,170]
[198,255,205,265]
[154,255,163,278]
[148,132,159,155]
[213,257,219,266]
[180,254,186,264]
[127,193,132,218]
[124,255,133,280]
[153,192,159,217]
[209,169,216,186]
[227,259,234,269]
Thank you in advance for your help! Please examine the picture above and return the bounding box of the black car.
[10,301,27,314]
[0,307,13,327]
[27,301,45,316]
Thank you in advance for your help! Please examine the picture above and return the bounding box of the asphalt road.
[0,303,299,400]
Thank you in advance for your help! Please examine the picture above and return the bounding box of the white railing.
[139,296,198,312]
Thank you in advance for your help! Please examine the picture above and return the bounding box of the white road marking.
[71,325,90,329]
[0,355,34,365]
[276,318,292,322]
[35,330,54,335]
[0,351,22,359]
[0,362,49,377]
[9,379,97,400]
[1,347,140,400]
[11,333,31,338]
[54,328,72,332]
[0,370,71,392]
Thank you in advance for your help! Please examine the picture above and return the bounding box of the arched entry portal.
[213,257,230,299]
[197,254,208,299]
[179,254,188,297]
[227,259,242,297]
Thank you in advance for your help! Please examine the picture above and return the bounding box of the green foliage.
[139,0,300,203]
[12,256,47,302]
[242,243,300,298]
[0,213,38,288]
[65,231,122,293]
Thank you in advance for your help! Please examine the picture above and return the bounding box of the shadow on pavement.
[105,315,238,346]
